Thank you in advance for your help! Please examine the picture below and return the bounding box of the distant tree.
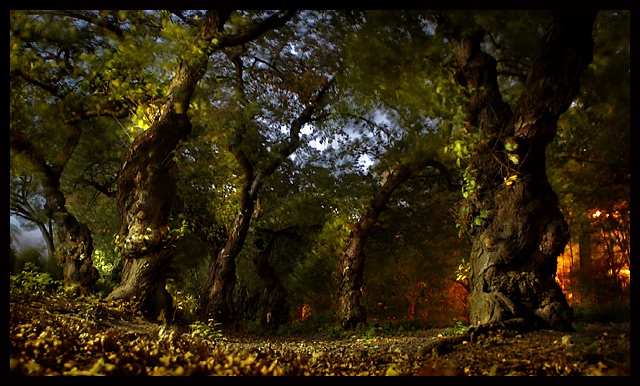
[198,11,340,324]
[9,10,135,292]
[337,156,451,328]
[547,10,630,299]
[10,174,55,261]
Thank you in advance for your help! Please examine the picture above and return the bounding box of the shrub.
[10,262,58,296]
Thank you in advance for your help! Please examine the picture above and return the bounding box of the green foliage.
[442,318,469,336]
[189,319,223,342]
[455,257,472,286]
[10,262,57,296]
[573,299,630,324]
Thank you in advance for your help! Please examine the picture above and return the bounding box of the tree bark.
[338,159,450,328]
[108,112,190,319]
[108,11,223,318]
[445,11,596,331]
[44,186,99,292]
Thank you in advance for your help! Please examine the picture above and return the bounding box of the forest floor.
[10,291,630,376]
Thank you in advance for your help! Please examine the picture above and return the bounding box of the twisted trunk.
[446,11,596,331]
[44,187,99,292]
[109,11,295,319]
[108,11,222,318]
[108,111,191,319]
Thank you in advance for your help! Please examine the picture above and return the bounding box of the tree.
[364,176,469,324]
[440,10,597,331]
[199,45,336,325]
[9,10,132,292]
[10,10,180,293]
[10,174,55,261]
[338,156,451,327]
[547,11,630,303]
[108,10,295,319]
[330,11,460,327]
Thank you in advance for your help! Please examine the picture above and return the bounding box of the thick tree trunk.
[109,11,296,320]
[108,111,190,319]
[446,11,596,331]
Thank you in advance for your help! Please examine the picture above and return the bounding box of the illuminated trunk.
[108,11,223,318]
[446,11,596,331]
[109,11,296,319]
[108,111,190,318]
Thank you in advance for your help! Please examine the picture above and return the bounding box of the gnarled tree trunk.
[108,11,224,318]
[445,11,596,331]
[108,111,191,318]
[44,186,99,292]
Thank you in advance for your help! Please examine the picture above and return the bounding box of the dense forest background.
[10,10,629,334]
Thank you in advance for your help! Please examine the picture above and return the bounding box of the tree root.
[424,318,532,356]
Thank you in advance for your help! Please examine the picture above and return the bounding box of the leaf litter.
[10,292,629,376]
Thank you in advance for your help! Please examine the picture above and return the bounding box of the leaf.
[385,364,400,376]
[504,175,518,186]
[505,141,518,152]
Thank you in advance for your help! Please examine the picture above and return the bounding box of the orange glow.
[556,204,630,305]
[555,248,576,305]
[299,304,312,321]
